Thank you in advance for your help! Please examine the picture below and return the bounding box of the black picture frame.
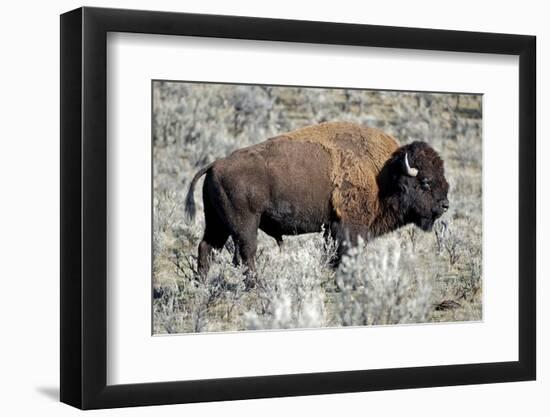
[60,6,536,410]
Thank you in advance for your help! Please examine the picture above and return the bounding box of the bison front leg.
[327,221,362,268]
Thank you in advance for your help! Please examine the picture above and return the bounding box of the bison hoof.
[243,277,257,290]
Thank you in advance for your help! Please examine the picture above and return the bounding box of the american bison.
[185,122,449,283]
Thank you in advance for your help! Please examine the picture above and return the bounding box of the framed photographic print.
[60,6,536,409]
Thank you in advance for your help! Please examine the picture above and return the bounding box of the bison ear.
[402,153,418,177]
[378,150,417,195]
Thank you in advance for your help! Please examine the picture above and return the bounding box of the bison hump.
[281,122,399,225]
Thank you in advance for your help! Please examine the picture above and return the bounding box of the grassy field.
[152,81,482,334]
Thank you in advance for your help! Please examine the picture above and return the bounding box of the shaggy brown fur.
[185,122,449,284]
[280,122,399,226]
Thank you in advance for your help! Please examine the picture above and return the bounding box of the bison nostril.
[441,200,449,211]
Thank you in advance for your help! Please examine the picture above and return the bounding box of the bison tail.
[184,162,214,221]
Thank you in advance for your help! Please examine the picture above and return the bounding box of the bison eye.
[421,178,431,191]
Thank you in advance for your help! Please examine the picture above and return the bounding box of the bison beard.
[185,122,449,286]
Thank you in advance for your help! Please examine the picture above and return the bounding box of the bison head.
[380,141,449,232]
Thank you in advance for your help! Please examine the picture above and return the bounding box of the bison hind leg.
[259,215,284,250]
[230,217,261,290]
[197,202,230,281]
[198,228,230,281]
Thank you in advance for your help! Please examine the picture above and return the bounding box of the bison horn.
[404,153,418,177]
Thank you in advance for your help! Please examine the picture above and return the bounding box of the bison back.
[212,138,334,235]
